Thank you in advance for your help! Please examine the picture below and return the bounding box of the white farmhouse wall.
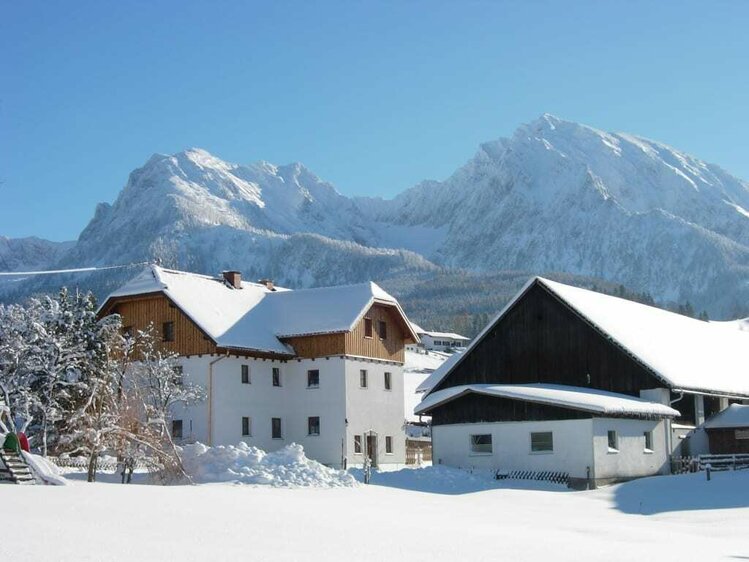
[431,419,594,479]
[344,359,406,467]
[591,418,669,481]
[172,355,403,468]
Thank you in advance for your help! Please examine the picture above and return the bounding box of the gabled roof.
[414,383,679,419]
[703,404,749,429]
[419,277,749,398]
[102,265,418,355]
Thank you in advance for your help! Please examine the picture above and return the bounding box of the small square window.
[242,416,251,437]
[162,321,175,342]
[470,434,492,454]
[171,419,183,440]
[378,320,387,340]
[384,372,392,390]
[241,364,250,384]
[360,369,368,388]
[364,318,373,338]
[272,417,282,439]
[354,435,362,454]
[307,369,320,388]
[272,367,282,387]
[308,416,320,436]
[385,436,393,454]
[607,430,619,452]
[530,431,553,453]
[644,430,653,451]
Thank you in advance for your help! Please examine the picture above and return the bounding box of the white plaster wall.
[431,419,594,480]
[344,359,406,467]
[591,418,669,480]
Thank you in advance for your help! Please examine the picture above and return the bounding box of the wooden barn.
[703,405,749,455]
[415,277,749,487]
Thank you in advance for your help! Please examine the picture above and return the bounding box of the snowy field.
[2,468,749,561]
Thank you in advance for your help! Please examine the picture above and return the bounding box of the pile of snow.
[180,442,357,488]
[22,452,68,486]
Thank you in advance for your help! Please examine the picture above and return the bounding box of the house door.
[366,434,378,467]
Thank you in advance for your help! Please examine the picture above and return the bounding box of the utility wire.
[0,261,151,277]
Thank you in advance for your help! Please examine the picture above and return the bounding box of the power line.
[0,261,151,277]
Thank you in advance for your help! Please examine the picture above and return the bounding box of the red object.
[18,432,30,453]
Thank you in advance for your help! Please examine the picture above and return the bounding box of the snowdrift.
[180,442,357,488]
[22,452,68,486]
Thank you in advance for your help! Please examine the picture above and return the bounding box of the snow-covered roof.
[420,330,470,341]
[414,383,680,419]
[420,277,749,397]
[703,404,749,429]
[103,265,418,355]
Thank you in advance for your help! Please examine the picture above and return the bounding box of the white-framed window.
[241,364,250,384]
[384,371,392,391]
[272,417,283,439]
[385,436,393,454]
[354,435,363,454]
[607,430,619,452]
[242,416,251,437]
[644,430,653,451]
[736,429,749,440]
[530,431,553,453]
[171,419,183,440]
[307,369,320,388]
[360,369,368,388]
[308,416,320,436]
[470,434,492,454]
[272,367,282,387]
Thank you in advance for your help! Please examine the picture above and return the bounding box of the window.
[364,317,373,338]
[241,365,250,384]
[172,366,183,386]
[384,372,392,390]
[737,429,749,440]
[470,434,492,454]
[242,416,251,437]
[360,369,368,388]
[162,321,175,342]
[307,369,320,388]
[272,367,281,387]
[272,417,283,439]
[385,436,393,454]
[644,430,653,451]
[171,420,183,440]
[308,416,320,436]
[531,431,553,453]
[123,325,133,338]
[378,320,387,340]
[354,435,363,454]
[607,430,619,452]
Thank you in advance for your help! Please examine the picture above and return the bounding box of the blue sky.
[1,1,748,241]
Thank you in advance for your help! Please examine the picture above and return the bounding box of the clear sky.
[1,1,748,241]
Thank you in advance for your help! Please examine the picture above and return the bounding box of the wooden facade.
[102,293,217,357]
[707,428,749,454]
[433,281,665,397]
[101,295,410,363]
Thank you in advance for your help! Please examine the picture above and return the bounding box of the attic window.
[364,318,373,338]
[162,321,175,342]
[378,320,387,340]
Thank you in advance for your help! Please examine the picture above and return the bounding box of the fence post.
[705,464,711,481]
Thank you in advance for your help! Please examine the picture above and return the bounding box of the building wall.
[344,304,407,363]
[420,335,467,351]
[591,418,669,481]
[707,428,749,454]
[344,358,406,467]
[172,355,405,468]
[431,419,594,480]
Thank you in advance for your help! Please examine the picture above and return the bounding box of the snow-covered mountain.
[0,237,74,272]
[2,115,748,318]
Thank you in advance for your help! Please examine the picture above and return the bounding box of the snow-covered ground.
[403,348,447,421]
[2,467,748,561]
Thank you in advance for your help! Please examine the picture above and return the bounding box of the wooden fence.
[671,453,749,474]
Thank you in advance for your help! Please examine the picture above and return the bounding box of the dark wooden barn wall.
[707,428,749,454]
[433,282,665,397]
[430,394,591,426]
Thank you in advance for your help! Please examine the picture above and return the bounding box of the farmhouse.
[99,265,419,468]
[410,323,470,352]
[415,277,749,487]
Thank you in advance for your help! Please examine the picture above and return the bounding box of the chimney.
[259,278,276,292]
[222,271,242,289]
